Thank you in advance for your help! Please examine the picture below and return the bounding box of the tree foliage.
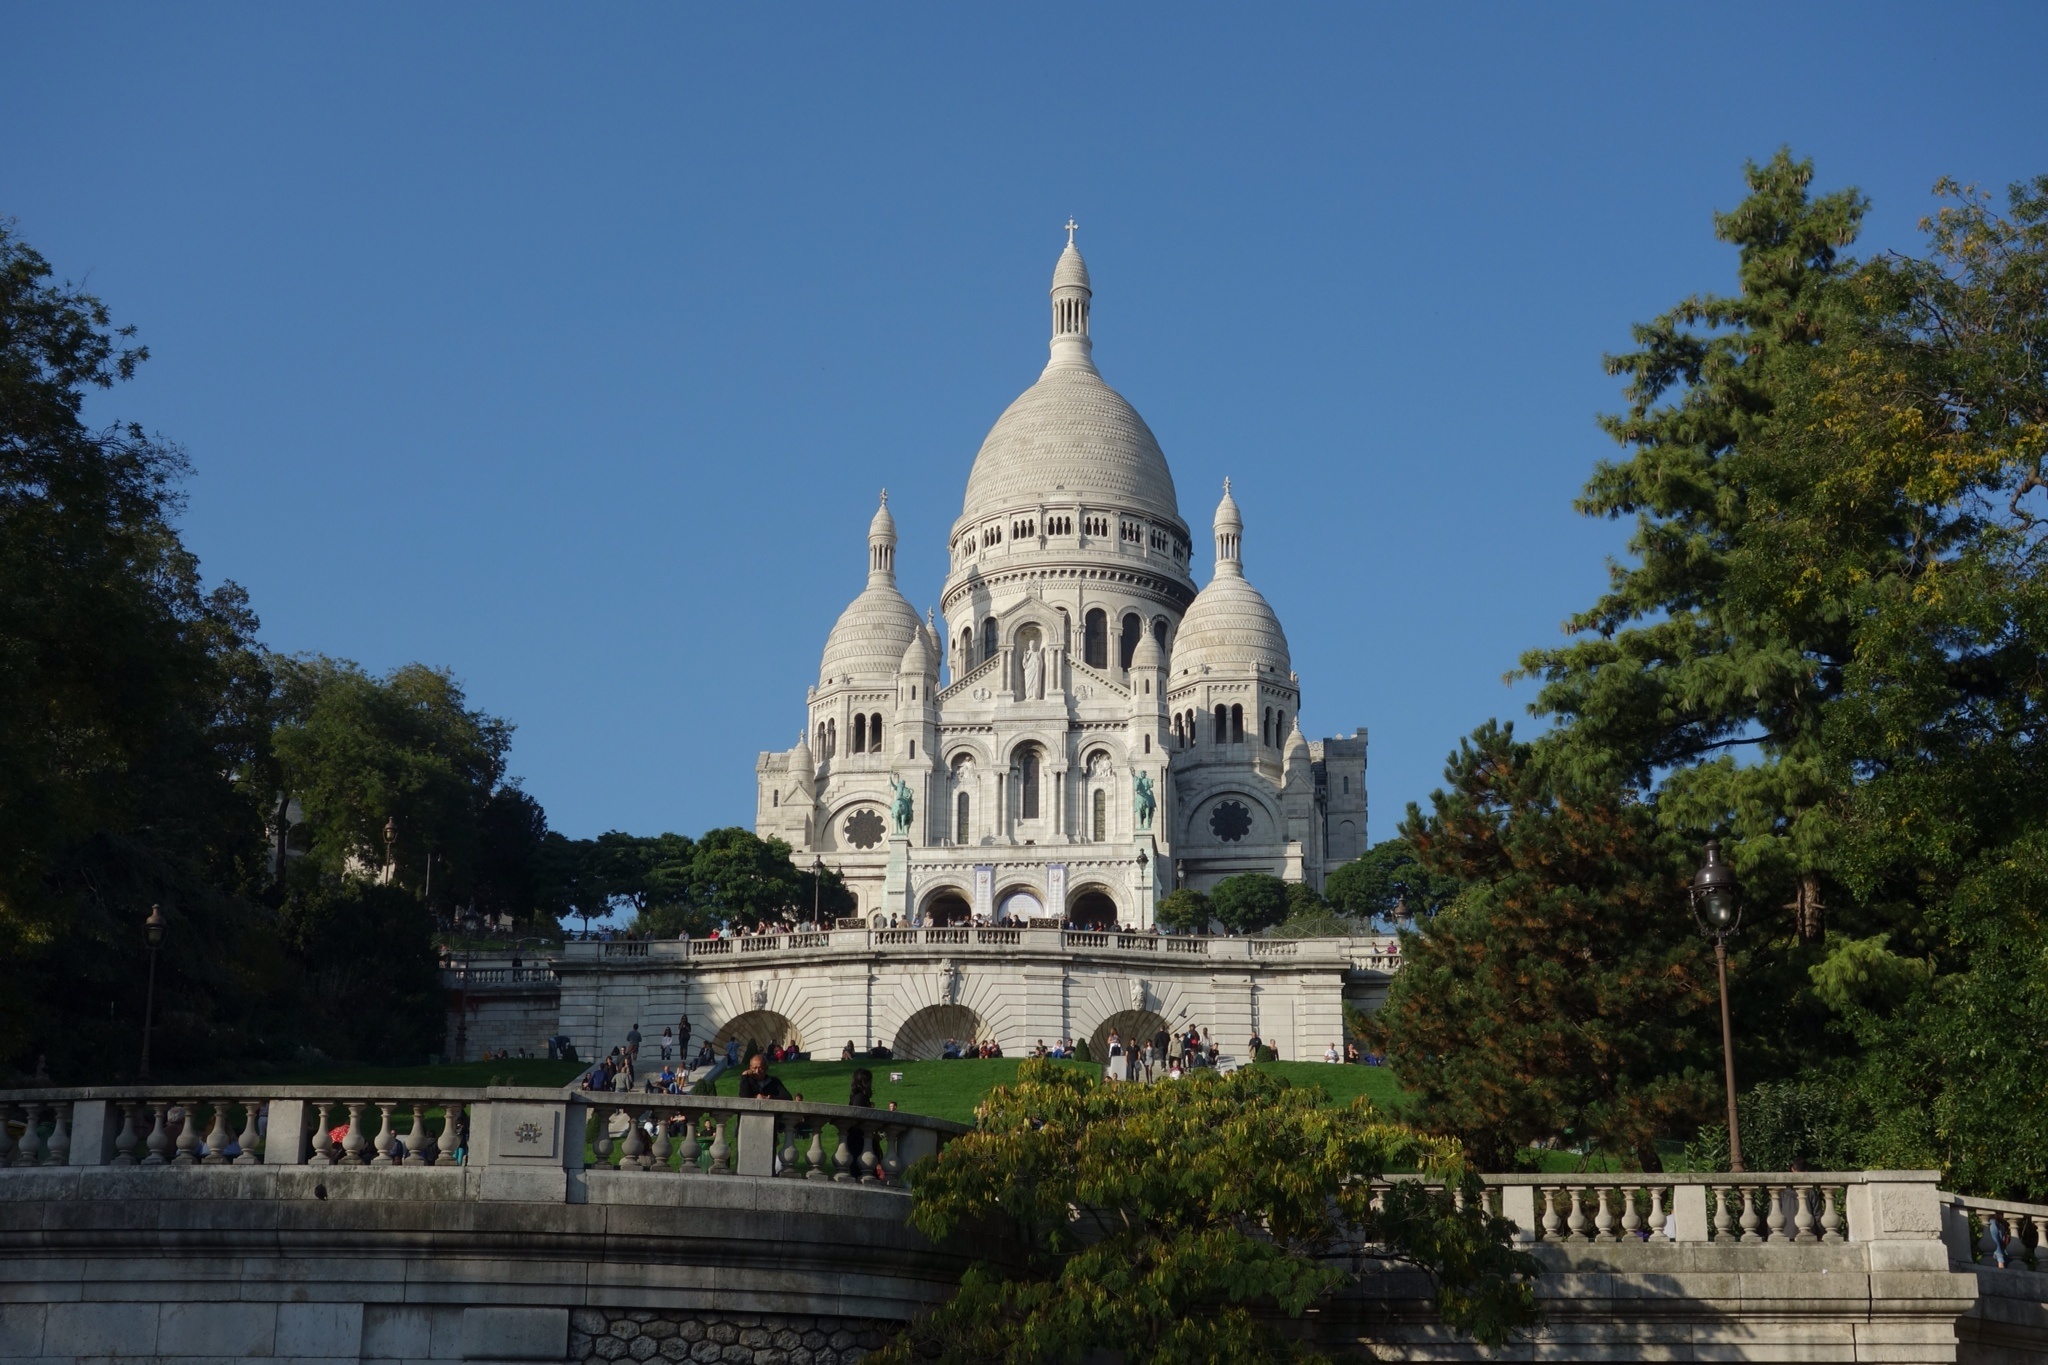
[1325,838,1461,922]
[1154,887,1213,933]
[876,1061,1537,1364]
[1208,872,1290,935]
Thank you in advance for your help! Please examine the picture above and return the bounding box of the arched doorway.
[890,1004,982,1060]
[1068,888,1119,930]
[923,890,971,926]
[710,1010,801,1059]
[1090,1010,1169,1069]
[997,888,1043,924]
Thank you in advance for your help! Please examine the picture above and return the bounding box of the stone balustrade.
[1945,1190,2048,1271]
[441,962,561,987]
[0,1086,966,1202]
[563,927,1401,971]
[1474,1171,1947,1246]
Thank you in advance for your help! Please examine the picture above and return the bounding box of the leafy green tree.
[876,1060,1537,1363]
[277,867,444,1063]
[473,786,552,930]
[271,655,511,904]
[1154,887,1213,933]
[1372,722,1717,1171]
[1208,872,1289,935]
[1326,838,1461,922]
[0,221,277,1077]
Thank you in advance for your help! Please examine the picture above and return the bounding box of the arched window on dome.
[1213,706,1228,744]
[871,714,884,753]
[1119,613,1142,670]
[1083,609,1108,669]
[1262,707,1273,746]
[1092,788,1107,842]
[825,718,837,759]
[1276,711,1287,744]
[982,617,998,661]
[852,713,867,754]
[1152,617,1168,649]
[1230,705,1245,743]
[955,792,970,845]
[960,628,973,668]
[816,723,827,754]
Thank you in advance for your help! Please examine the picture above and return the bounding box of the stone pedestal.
[1132,836,1158,930]
[883,838,910,918]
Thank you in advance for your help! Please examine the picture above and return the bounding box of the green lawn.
[689,1057,1100,1125]
[1241,1061,1410,1114]
[264,1059,585,1090]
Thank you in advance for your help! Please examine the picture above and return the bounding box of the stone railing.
[1943,1189,2048,1271]
[1473,1172,1929,1244]
[440,963,559,987]
[0,1086,967,1199]
[561,929,1402,971]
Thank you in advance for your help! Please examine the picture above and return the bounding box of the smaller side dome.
[1131,625,1165,671]
[821,493,920,683]
[1174,480,1291,677]
[899,628,933,677]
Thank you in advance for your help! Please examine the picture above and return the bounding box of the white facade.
[756,235,1367,928]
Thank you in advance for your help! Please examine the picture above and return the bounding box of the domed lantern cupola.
[1049,217,1093,370]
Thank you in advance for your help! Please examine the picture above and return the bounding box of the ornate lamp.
[1689,840,1746,1171]
[139,905,168,1079]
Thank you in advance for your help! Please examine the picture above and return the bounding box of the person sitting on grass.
[736,1053,792,1101]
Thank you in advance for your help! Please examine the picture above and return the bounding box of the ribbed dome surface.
[961,365,1183,527]
[1172,575,1291,677]
[820,585,921,683]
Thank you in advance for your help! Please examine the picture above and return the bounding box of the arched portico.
[710,1010,802,1057]
[1090,1009,1169,1068]
[920,886,972,925]
[1067,886,1119,930]
[891,1004,982,1060]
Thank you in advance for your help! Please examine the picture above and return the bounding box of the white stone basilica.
[755,233,1367,930]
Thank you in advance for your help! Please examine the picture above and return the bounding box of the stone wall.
[568,1310,895,1365]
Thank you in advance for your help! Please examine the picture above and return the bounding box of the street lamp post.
[812,857,825,925]
[139,905,167,1080]
[1689,839,1745,1172]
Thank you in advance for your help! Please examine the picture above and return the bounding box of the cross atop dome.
[1064,216,1078,245]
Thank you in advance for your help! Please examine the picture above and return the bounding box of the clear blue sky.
[7,5,2045,843]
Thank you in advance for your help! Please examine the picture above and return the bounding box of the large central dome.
[958,240,1183,530]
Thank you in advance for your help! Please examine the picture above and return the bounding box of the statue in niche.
[1020,641,1044,699]
[889,774,915,836]
[1133,772,1156,831]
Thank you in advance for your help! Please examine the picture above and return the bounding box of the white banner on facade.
[973,865,994,919]
[1045,863,1067,919]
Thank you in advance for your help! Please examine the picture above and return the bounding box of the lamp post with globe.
[138,905,167,1080]
[1690,840,1745,1172]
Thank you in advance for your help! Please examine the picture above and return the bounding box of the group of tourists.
[1100,1025,1223,1082]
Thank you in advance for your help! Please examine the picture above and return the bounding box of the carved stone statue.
[889,774,915,836]
[1020,643,1044,700]
[1133,771,1156,832]
[1129,978,1146,1011]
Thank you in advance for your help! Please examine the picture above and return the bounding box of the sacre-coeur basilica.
[555,232,1397,1063]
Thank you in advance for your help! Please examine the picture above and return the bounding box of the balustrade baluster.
[776,1117,797,1177]
[113,1102,140,1167]
[651,1116,672,1173]
[1764,1184,1789,1242]
[2029,1215,2048,1271]
[400,1104,429,1167]
[832,1125,854,1183]
[678,1115,701,1174]
[308,1104,335,1167]
[1738,1186,1762,1243]
[804,1126,825,1182]
[436,1102,460,1165]
[13,1102,45,1167]
[619,1112,647,1172]
[1646,1186,1669,1243]
[1540,1187,1562,1242]
[144,1101,172,1166]
[1620,1185,1642,1241]
[1792,1184,1817,1243]
[370,1102,398,1167]
[707,1114,731,1174]
[201,1101,233,1165]
[858,1130,879,1185]
[0,1104,15,1165]
[883,1126,908,1185]
[1979,1216,2002,1266]
[235,1102,262,1166]
[1819,1186,1843,1243]
[592,1112,614,1169]
[43,1104,70,1166]
[173,1103,200,1166]
[1566,1187,1589,1242]
[1712,1185,1735,1242]
[339,1102,368,1166]
[1591,1187,1616,1241]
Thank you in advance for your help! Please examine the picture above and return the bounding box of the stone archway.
[1068,887,1119,930]
[711,1010,801,1059]
[1089,1010,1169,1070]
[889,1004,982,1060]
[923,889,972,926]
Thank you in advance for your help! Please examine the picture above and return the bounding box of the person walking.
[626,1022,643,1064]
[659,1026,674,1063]
[1105,1031,1124,1082]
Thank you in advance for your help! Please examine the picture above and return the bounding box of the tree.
[1326,838,1461,922]
[1154,888,1212,933]
[473,787,551,929]
[876,1060,1537,1364]
[277,867,444,1063]
[0,220,277,1077]
[1371,723,1717,1171]
[1208,873,1289,935]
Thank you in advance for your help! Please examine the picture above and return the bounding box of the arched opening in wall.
[1152,617,1168,648]
[960,629,973,667]
[1119,613,1142,670]
[1231,705,1245,743]
[853,713,868,754]
[997,887,1043,923]
[1275,710,1287,742]
[816,723,828,754]
[1092,788,1107,842]
[923,889,971,927]
[1090,1010,1169,1069]
[1014,624,1043,696]
[890,1004,982,1060]
[1068,887,1119,930]
[1263,707,1273,746]
[1213,706,1228,743]
[954,791,971,845]
[870,713,884,750]
[982,617,998,661]
[711,1010,802,1059]
[826,718,837,757]
[1083,609,1108,669]
[1017,744,1042,820]
[1172,715,1184,746]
